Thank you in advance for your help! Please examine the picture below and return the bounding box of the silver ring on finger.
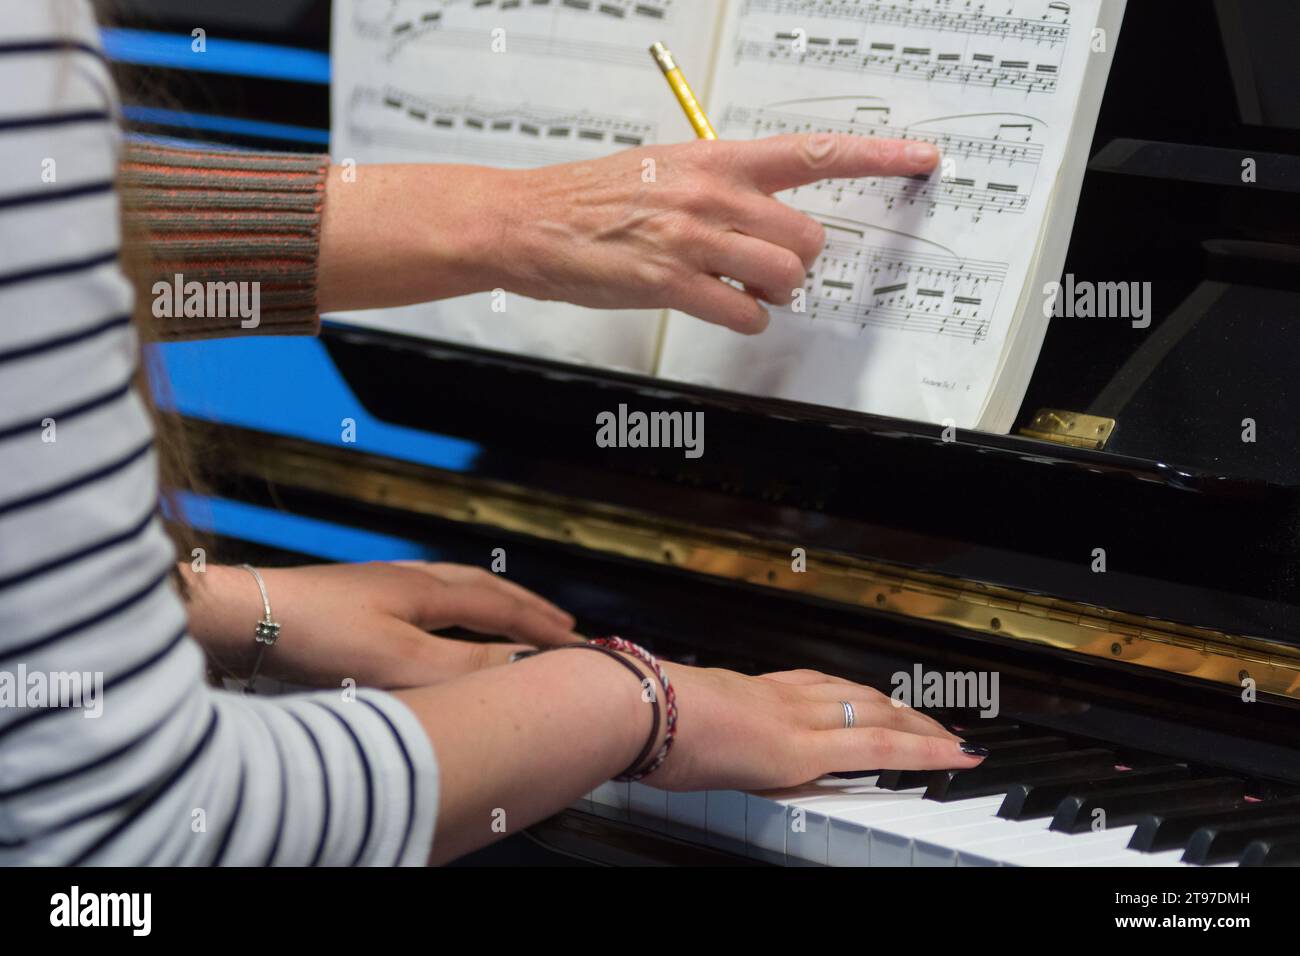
[840,700,855,729]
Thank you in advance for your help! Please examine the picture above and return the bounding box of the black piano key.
[877,736,1073,791]
[998,765,1188,821]
[949,724,1024,743]
[1183,819,1300,866]
[874,769,930,791]
[924,748,1116,802]
[1128,795,1300,852]
[947,716,1020,731]
[837,725,1030,781]
[1240,837,1300,867]
[1050,778,1244,834]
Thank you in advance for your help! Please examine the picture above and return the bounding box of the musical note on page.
[722,101,1047,222]
[331,0,726,373]
[740,0,1074,44]
[791,220,1006,343]
[657,0,1119,430]
[353,0,683,65]
[348,86,656,166]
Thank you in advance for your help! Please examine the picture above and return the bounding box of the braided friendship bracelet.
[536,643,662,780]
[512,637,677,781]
[590,637,677,782]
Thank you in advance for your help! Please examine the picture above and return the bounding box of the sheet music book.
[330,0,1126,432]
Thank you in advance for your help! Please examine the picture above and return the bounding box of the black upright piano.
[117,0,1300,865]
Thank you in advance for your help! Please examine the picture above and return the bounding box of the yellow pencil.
[649,41,717,140]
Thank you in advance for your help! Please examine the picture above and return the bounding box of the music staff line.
[349,86,654,164]
[783,233,1008,342]
[369,86,652,141]
[382,26,653,65]
[740,38,1062,93]
[359,0,674,33]
[783,294,992,340]
[740,0,1073,45]
[721,104,1046,166]
[797,173,1030,215]
[358,0,676,61]
[817,233,1009,285]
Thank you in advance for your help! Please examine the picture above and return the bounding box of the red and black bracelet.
[590,637,677,781]
[512,637,677,782]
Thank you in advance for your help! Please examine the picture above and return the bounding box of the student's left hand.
[181,561,580,689]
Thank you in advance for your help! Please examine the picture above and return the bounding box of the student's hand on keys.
[496,133,940,333]
[648,664,984,791]
[184,561,580,689]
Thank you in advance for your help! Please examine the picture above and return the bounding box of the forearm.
[317,163,517,313]
[394,649,655,864]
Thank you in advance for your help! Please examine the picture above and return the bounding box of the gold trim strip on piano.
[199,423,1300,702]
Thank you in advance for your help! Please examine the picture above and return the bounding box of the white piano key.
[589,780,629,818]
[860,796,1007,866]
[1020,827,1146,865]
[764,783,928,865]
[874,797,1007,834]
[828,817,872,866]
[913,816,1047,865]
[793,777,892,866]
[746,794,790,857]
[665,790,707,831]
[1085,848,1192,867]
[971,824,1143,866]
[816,786,931,826]
[818,791,938,864]
[869,829,919,866]
[955,850,1003,866]
[785,806,832,864]
[745,794,817,863]
[706,790,748,843]
[748,784,887,865]
[915,825,1029,865]
[628,782,667,823]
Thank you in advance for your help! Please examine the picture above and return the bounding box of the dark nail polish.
[959,742,990,757]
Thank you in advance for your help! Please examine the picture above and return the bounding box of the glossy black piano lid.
[322,324,1300,646]
[319,1,1300,645]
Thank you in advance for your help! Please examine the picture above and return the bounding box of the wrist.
[523,639,673,781]
[178,563,264,674]
[318,163,519,311]
[414,163,522,299]
[605,647,668,781]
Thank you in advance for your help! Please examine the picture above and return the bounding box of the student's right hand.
[402,648,980,863]
[647,663,979,792]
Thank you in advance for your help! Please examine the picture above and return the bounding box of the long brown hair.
[118,203,209,580]
[100,20,211,585]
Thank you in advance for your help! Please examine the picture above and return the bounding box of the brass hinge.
[1021,408,1116,450]
[192,420,1300,703]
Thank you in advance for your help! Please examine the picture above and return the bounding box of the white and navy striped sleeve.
[0,0,438,866]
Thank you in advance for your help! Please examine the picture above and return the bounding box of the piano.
[118,0,1300,866]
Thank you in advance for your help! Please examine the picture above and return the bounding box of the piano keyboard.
[579,719,1300,866]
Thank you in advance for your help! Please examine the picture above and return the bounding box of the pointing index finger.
[733,132,940,195]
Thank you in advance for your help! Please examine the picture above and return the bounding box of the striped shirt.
[0,1,438,865]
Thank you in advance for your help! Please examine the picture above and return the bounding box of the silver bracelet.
[239,564,281,693]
